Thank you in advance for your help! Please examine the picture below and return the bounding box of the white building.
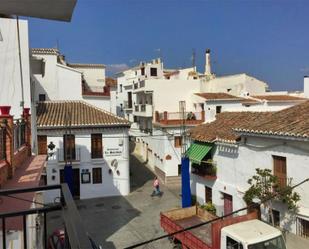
[0,17,31,118]
[193,92,307,122]
[189,102,309,238]
[31,48,116,113]
[36,100,131,201]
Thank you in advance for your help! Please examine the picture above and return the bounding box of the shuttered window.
[273,155,287,188]
[92,167,102,184]
[91,134,103,159]
[63,134,76,160]
[174,136,182,148]
[37,135,47,155]
[205,186,212,203]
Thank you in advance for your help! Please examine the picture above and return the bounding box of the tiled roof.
[68,63,106,68]
[234,101,309,139]
[31,48,59,55]
[251,95,306,102]
[37,101,129,129]
[189,112,272,143]
[195,92,245,101]
[105,77,117,87]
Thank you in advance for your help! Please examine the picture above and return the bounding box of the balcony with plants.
[191,159,217,180]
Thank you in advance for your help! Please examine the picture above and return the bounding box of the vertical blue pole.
[181,157,191,208]
[64,164,73,195]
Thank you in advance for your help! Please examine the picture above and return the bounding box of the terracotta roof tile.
[105,77,117,87]
[235,100,309,139]
[251,95,306,101]
[189,112,272,143]
[195,92,246,101]
[37,101,129,129]
[31,48,59,55]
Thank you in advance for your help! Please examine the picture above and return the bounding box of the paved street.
[47,151,181,249]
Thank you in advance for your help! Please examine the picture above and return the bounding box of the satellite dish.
[111,159,118,169]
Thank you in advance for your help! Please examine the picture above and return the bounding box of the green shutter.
[186,142,212,165]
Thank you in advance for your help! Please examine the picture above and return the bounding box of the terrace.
[154,110,205,126]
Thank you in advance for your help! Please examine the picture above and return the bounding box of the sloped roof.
[31,48,59,55]
[251,95,306,102]
[37,101,129,129]
[234,101,309,139]
[189,112,272,143]
[195,93,246,101]
[68,63,106,68]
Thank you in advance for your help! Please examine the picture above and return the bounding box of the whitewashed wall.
[0,18,31,117]
[70,66,106,88]
[191,136,309,234]
[43,128,130,202]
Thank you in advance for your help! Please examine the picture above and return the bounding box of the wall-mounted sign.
[81,172,91,184]
[105,148,122,157]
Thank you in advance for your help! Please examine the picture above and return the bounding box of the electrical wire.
[124,178,309,249]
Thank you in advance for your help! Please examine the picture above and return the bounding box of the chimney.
[304,76,309,98]
[204,48,211,76]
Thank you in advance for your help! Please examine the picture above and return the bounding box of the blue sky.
[28,0,309,91]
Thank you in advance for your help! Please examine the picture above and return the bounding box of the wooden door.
[224,193,233,215]
[37,135,47,155]
[273,156,287,188]
[63,135,76,160]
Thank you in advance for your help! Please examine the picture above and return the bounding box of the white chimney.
[204,48,211,76]
[304,76,309,98]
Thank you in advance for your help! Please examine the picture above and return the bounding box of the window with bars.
[91,134,103,159]
[297,217,309,239]
[92,168,102,184]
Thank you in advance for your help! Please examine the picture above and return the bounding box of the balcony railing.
[57,148,81,162]
[154,111,205,126]
[13,119,26,151]
[82,80,110,97]
[133,104,153,117]
[0,184,99,249]
[0,126,5,160]
[191,162,217,180]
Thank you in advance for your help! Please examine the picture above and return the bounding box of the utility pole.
[179,101,191,208]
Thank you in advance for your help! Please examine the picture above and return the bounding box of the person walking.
[153,176,160,195]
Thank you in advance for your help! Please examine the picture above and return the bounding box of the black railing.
[0,126,5,160]
[13,119,26,151]
[0,184,98,249]
[191,163,217,179]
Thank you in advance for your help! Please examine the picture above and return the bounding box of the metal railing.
[191,162,217,179]
[0,184,99,249]
[57,148,81,162]
[13,119,26,151]
[161,111,202,120]
[0,127,5,160]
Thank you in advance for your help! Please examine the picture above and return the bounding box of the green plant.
[201,202,216,215]
[243,168,300,225]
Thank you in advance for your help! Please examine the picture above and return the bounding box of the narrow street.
[47,151,181,249]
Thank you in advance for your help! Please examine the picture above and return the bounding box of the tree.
[243,168,300,226]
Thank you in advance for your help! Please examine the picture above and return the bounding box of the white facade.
[0,17,31,117]
[42,127,130,202]
[31,50,113,112]
[201,73,268,96]
[191,136,309,235]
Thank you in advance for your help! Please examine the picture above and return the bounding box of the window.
[178,164,181,175]
[174,136,182,148]
[273,155,287,188]
[297,217,309,238]
[226,237,243,249]
[92,167,102,184]
[141,67,145,75]
[120,84,123,93]
[91,134,103,159]
[216,106,222,114]
[39,94,46,101]
[205,186,212,203]
[150,67,157,76]
[128,92,132,108]
[269,209,280,227]
[63,134,75,160]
